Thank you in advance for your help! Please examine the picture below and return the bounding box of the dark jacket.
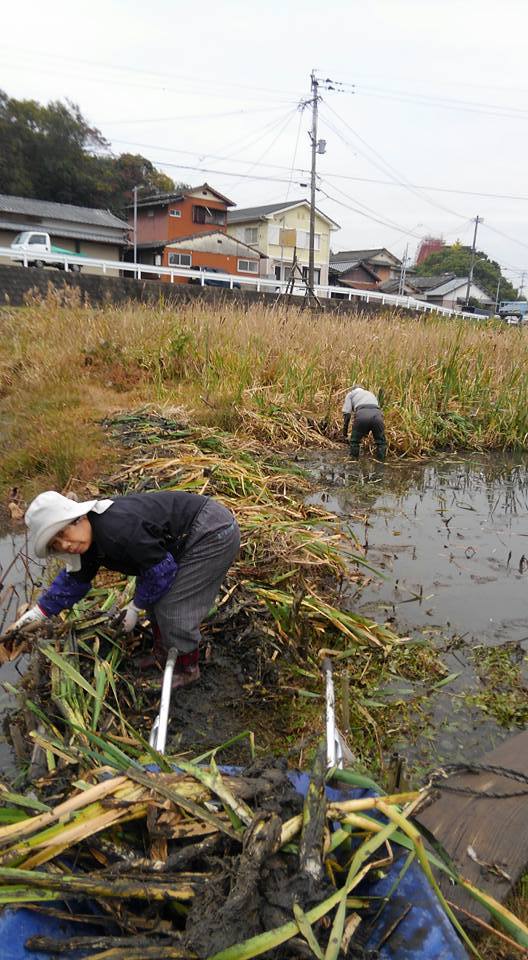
[38,491,208,616]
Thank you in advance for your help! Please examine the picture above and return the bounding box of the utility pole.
[464,215,482,308]
[305,71,349,297]
[519,271,526,297]
[494,274,501,314]
[398,243,409,296]
[133,185,138,279]
[308,70,319,294]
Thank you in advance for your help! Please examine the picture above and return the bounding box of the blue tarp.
[0,770,467,959]
[288,772,467,960]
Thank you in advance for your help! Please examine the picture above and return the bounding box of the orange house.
[162,231,265,284]
[126,184,235,265]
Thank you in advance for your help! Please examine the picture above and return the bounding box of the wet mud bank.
[2,429,527,786]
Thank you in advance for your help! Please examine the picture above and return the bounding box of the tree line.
[418,243,519,303]
[0,91,189,216]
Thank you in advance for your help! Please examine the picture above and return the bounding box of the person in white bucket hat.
[12,489,240,688]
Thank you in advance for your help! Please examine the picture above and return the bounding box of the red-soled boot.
[172,647,200,688]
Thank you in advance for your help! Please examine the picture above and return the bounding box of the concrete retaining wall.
[0,263,421,318]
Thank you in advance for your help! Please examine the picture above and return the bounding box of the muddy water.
[0,524,36,630]
[0,524,43,775]
[301,450,528,768]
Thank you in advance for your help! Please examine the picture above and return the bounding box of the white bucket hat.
[25,491,114,568]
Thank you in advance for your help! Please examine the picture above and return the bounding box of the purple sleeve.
[134,553,179,608]
[38,570,92,616]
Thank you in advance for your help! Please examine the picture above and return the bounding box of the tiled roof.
[329,259,381,280]
[377,278,419,294]
[424,276,469,296]
[411,274,456,291]
[329,259,362,273]
[421,275,492,300]
[227,200,340,228]
[0,194,128,229]
[165,230,264,256]
[228,201,305,223]
[131,183,235,209]
[330,247,400,265]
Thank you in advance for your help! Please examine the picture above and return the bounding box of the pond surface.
[0,522,43,776]
[301,450,528,769]
[0,522,36,632]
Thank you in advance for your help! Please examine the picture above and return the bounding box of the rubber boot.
[172,647,200,688]
[136,623,165,670]
[375,444,387,462]
[349,441,360,459]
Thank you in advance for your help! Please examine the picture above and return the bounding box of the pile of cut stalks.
[0,409,527,959]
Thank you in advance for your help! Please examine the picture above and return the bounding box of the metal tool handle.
[149,647,178,754]
[322,657,344,770]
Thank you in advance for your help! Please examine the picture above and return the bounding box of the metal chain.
[430,762,528,799]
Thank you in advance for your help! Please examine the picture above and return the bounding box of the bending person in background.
[10,490,240,688]
[342,385,387,461]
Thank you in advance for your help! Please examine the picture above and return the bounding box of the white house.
[226,200,339,286]
[412,274,493,311]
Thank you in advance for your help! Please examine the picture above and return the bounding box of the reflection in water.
[304,450,528,645]
[0,527,40,632]
[301,450,528,765]
[0,526,44,775]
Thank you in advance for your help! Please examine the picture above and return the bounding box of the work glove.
[122,602,142,633]
[10,605,47,632]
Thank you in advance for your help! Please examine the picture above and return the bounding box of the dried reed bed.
[1,290,527,489]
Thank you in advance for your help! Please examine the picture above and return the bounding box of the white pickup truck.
[10,231,83,272]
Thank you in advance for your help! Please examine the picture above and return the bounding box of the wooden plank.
[417,730,528,923]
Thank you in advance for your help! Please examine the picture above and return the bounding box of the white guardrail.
[0,246,489,321]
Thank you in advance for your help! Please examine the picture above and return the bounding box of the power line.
[138,157,306,186]
[319,178,424,233]
[285,107,305,202]
[482,222,528,255]
[99,105,292,126]
[317,184,427,241]
[320,102,467,219]
[0,45,304,102]
[212,107,299,164]
[104,134,528,202]
[323,173,528,204]
[228,109,299,191]
[356,84,528,122]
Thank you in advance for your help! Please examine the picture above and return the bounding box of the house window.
[169,209,181,218]
[274,265,282,280]
[168,253,192,267]
[192,205,226,226]
[244,226,258,245]
[302,266,321,284]
[268,225,280,245]
[298,231,320,250]
[238,259,259,274]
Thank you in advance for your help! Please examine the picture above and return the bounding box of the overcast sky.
[3,0,528,282]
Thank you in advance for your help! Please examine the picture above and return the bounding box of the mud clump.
[183,759,332,958]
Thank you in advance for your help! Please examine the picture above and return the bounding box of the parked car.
[498,300,528,322]
[188,266,241,289]
[10,231,83,272]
